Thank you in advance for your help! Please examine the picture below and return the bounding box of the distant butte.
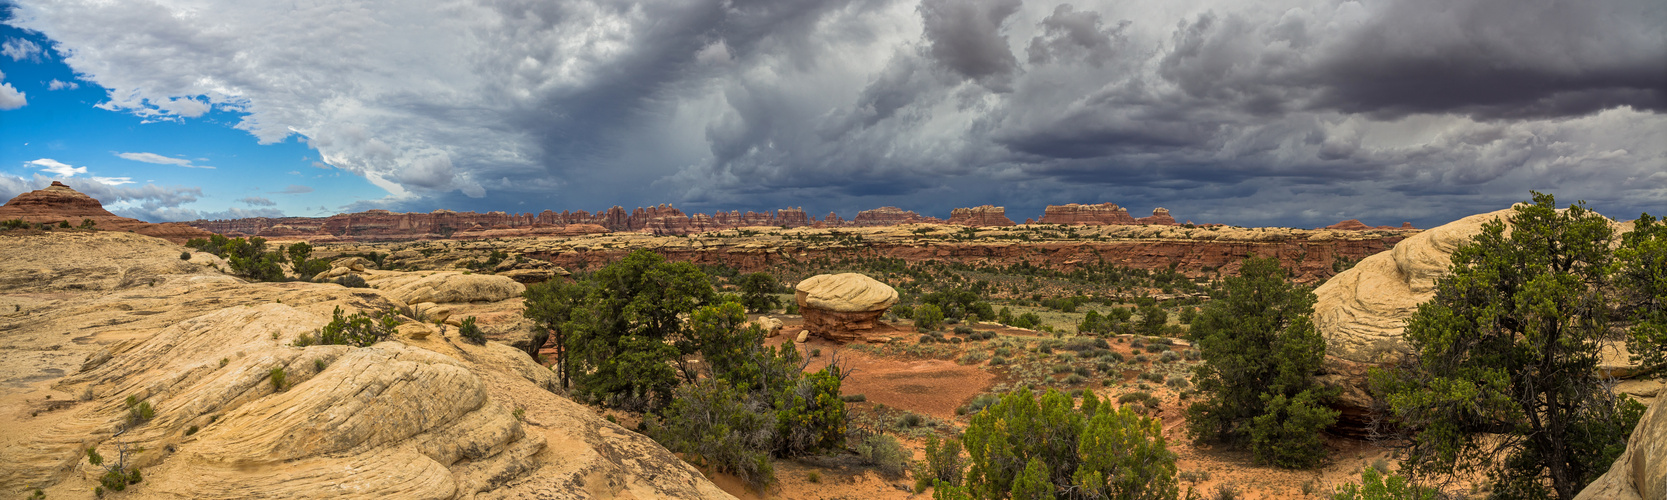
[0,181,213,243]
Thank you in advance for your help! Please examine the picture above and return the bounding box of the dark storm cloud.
[12,0,1664,229]
[1026,4,1126,67]
[1306,0,1666,119]
[919,0,1023,87]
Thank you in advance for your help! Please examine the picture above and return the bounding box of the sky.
[0,0,1662,228]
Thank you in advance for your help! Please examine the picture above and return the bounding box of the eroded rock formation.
[1038,203,1139,225]
[0,181,212,243]
[1134,208,1178,225]
[795,273,899,342]
[851,207,932,226]
[947,205,1016,227]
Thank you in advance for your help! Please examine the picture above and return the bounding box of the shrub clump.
[854,432,909,477]
[458,316,486,344]
[938,388,1177,499]
[294,306,401,347]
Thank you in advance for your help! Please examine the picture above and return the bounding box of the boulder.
[374,272,527,304]
[795,273,898,343]
[1573,395,1666,500]
[795,330,809,343]
[331,256,375,271]
[747,316,784,337]
[497,268,556,283]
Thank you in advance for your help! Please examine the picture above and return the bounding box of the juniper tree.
[1372,193,1660,499]
[1185,256,1337,468]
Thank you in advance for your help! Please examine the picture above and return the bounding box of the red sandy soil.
[572,315,1425,499]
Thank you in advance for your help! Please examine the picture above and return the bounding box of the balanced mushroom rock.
[795,273,899,343]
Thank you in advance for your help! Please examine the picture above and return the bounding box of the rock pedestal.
[795,273,898,343]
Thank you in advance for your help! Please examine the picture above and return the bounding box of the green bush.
[916,303,945,331]
[270,367,287,391]
[945,388,1177,500]
[124,395,155,426]
[774,368,846,455]
[737,272,782,312]
[459,316,486,344]
[916,434,967,487]
[1330,467,1437,500]
[295,307,400,347]
[650,380,775,490]
[334,274,369,288]
[1187,256,1337,469]
[854,432,909,477]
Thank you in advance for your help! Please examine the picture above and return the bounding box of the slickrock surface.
[1574,395,1666,500]
[0,231,734,499]
[795,273,899,343]
[0,181,212,243]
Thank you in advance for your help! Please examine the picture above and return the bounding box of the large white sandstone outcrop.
[0,232,734,499]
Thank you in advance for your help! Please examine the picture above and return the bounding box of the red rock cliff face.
[1038,203,1139,225]
[0,181,212,243]
[1134,208,1178,226]
[851,207,928,226]
[947,205,1016,227]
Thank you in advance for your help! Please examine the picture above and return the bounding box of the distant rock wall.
[187,204,820,240]
[1039,203,1139,225]
[947,205,1016,227]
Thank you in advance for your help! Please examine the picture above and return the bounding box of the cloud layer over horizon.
[4,0,1663,227]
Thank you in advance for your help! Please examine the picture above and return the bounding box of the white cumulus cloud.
[1,37,40,60]
[0,70,24,109]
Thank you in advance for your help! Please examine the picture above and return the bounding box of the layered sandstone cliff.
[1038,203,1139,225]
[851,206,931,226]
[947,205,1016,227]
